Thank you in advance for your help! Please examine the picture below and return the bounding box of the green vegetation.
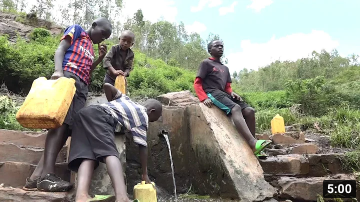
[1,9,360,173]
[0,95,24,130]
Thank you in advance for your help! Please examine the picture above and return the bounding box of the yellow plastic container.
[114,75,126,94]
[133,181,157,202]
[271,114,285,134]
[16,77,76,129]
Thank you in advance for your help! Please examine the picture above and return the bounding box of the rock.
[305,138,315,143]
[188,104,276,201]
[0,186,74,201]
[278,175,357,201]
[255,133,270,140]
[308,154,350,176]
[285,126,296,132]
[260,155,309,175]
[0,129,47,147]
[272,132,305,145]
[289,143,318,154]
[0,12,64,43]
[0,162,70,188]
[88,135,126,195]
[127,105,195,195]
[157,90,199,107]
[266,148,288,156]
[0,129,67,164]
[85,94,108,107]
[278,177,323,201]
[0,143,67,164]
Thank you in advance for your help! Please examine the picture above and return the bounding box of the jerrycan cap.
[138,181,156,187]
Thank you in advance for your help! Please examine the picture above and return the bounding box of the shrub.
[29,28,51,41]
[285,76,342,116]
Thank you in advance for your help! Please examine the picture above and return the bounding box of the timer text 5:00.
[323,180,356,198]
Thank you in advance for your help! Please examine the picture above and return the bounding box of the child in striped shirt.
[68,83,162,202]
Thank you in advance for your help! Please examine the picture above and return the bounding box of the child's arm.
[139,145,151,183]
[103,83,122,102]
[224,70,242,101]
[123,56,134,77]
[194,61,212,107]
[103,46,122,77]
[225,83,233,94]
[50,37,71,80]
[90,44,107,73]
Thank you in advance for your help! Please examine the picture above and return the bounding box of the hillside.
[1,9,360,177]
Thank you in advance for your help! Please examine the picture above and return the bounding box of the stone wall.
[126,91,275,201]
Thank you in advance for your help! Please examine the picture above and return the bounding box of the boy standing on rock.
[68,83,162,202]
[103,30,135,88]
[193,40,271,157]
[23,17,112,192]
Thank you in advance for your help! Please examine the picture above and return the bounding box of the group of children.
[21,16,271,202]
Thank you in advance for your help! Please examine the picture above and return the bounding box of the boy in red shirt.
[194,40,271,157]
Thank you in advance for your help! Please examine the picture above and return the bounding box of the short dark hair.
[207,39,223,53]
[207,40,215,53]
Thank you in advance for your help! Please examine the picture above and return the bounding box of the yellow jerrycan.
[133,181,157,202]
[114,75,127,94]
[16,77,76,129]
[271,114,285,134]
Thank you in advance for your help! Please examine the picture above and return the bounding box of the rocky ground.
[1,90,358,201]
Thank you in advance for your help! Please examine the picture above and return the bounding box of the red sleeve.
[194,78,208,102]
[225,82,232,94]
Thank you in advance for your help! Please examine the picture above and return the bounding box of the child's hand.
[98,44,107,59]
[141,174,151,184]
[115,70,125,76]
[203,98,213,108]
[231,92,243,101]
[110,69,123,77]
[50,70,64,80]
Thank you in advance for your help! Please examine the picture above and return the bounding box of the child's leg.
[42,125,69,177]
[242,107,256,137]
[28,124,67,180]
[230,105,257,150]
[76,159,96,202]
[105,156,130,202]
[36,125,73,191]
[29,153,44,180]
[207,92,258,150]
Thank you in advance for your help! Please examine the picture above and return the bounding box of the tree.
[1,0,16,11]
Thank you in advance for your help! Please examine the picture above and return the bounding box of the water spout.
[159,130,177,201]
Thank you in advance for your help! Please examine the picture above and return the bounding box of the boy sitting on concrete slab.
[193,40,271,157]
[68,83,162,202]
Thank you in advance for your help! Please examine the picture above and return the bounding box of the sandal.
[254,140,272,156]
[89,195,115,202]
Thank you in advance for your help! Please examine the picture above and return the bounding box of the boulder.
[187,104,276,201]
[0,187,74,202]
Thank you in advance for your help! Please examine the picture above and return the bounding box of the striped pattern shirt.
[100,93,149,147]
[61,24,94,85]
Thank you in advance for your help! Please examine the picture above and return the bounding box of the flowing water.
[163,134,177,201]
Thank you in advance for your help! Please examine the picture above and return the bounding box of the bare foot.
[115,197,131,202]
[75,193,91,202]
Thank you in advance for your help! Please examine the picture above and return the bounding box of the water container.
[16,77,76,129]
[133,181,157,202]
[114,75,126,94]
[271,114,285,134]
